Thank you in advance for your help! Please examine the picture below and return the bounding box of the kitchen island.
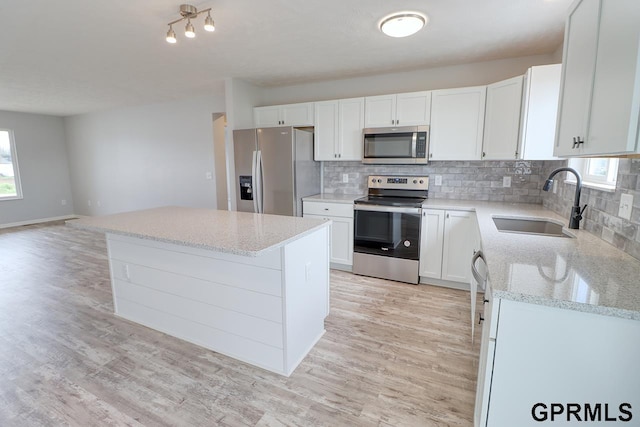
[68,206,330,376]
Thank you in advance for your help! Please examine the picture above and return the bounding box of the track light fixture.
[166,4,215,43]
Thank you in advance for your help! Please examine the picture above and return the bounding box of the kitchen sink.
[492,216,574,238]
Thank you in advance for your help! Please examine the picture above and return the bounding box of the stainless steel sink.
[492,216,574,238]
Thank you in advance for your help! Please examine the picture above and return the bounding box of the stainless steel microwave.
[362,125,429,164]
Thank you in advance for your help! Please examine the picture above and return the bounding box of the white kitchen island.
[68,206,330,376]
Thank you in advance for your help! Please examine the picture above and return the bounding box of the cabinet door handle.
[446,213,450,219]
[479,314,485,324]
[429,153,433,158]
[482,152,486,158]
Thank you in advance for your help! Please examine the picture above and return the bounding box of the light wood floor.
[0,222,481,426]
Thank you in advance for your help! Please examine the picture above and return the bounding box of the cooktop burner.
[354,196,426,208]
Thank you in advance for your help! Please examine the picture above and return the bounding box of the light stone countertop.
[67,206,329,257]
[422,199,640,320]
[303,193,364,203]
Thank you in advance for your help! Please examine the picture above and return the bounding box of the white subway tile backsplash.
[322,160,563,205]
[542,159,640,262]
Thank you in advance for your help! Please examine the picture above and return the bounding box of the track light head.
[185,19,195,38]
[204,13,215,32]
[166,25,177,43]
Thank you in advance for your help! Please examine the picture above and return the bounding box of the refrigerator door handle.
[251,150,258,213]
[256,150,264,213]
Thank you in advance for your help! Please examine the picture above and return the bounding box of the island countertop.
[422,199,640,320]
[67,206,329,257]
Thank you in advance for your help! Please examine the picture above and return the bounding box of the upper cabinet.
[364,91,431,127]
[314,97,365,161]
[482,65,561,160]
[254,102,314,127]
[482,76,524,160]
[518,64,561,160]
[430,86,486,161]
[555,0,640,157]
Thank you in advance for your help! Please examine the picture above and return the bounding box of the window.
[567,157,618,190]
[0,129,22,200]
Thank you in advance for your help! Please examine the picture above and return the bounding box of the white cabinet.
[364,91,431,127]
[419,210,445,279]
[303,201,354,268]
[254,102,314,127]
[419,209,478,285]
[476,298,640,426]
[441,210,477,283]
[483,65,561,161]
[474,279,497,427]
[314,98,364,161]
[555,0,640,156]
[518,64,562,160]
[482,76,524,160]
[430,86,486,160]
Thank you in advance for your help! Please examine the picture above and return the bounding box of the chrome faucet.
[542,167,587,230]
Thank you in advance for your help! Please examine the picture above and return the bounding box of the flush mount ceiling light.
[379,12,427,38]
[166,4,215,44]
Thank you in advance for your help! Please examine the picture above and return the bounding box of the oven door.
[354,205,421,260]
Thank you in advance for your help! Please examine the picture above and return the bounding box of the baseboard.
[420,276,474,291]
[330,263,352,272]
[0,214,79,230]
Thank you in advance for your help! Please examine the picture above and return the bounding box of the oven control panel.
[368,175,429,190]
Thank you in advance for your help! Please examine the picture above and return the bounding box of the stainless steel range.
[353,175,429,284]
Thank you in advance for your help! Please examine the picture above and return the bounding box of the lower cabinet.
[475,297,640,426]
[419,209,479,285]
[303,200,353,269]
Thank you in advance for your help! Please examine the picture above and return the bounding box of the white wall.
[224,78,264,210]
[259,53,559,105]
[64,93,225,216]
[0,110,74,227]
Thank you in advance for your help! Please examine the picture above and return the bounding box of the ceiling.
[0,0,572,117]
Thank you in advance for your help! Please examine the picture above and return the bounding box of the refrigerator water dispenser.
[239,176,253,201]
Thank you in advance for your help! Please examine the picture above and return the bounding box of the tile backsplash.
[323,160,564,204]
[542,159,640,262]
[323,158,640,262]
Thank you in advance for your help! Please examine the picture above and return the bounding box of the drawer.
[303,201,353,218]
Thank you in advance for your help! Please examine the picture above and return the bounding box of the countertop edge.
[494,290,640,321]
[67,218,331,257]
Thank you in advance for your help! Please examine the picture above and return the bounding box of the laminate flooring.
[0,221,481,426]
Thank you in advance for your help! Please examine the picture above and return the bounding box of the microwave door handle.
[411,132,417,158]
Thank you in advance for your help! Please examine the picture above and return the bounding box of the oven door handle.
[354,205,421,215]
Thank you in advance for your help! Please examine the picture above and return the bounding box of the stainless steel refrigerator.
[233,126,320,216]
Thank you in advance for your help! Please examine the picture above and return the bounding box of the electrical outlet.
[342,173,349,183]
[503,176,511,188]
[619,193,633,220]
[205,171,213,180]
[61,199,67,206]
[87,200,92,206]
[435,175,442,186]
[96,201,101,207]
